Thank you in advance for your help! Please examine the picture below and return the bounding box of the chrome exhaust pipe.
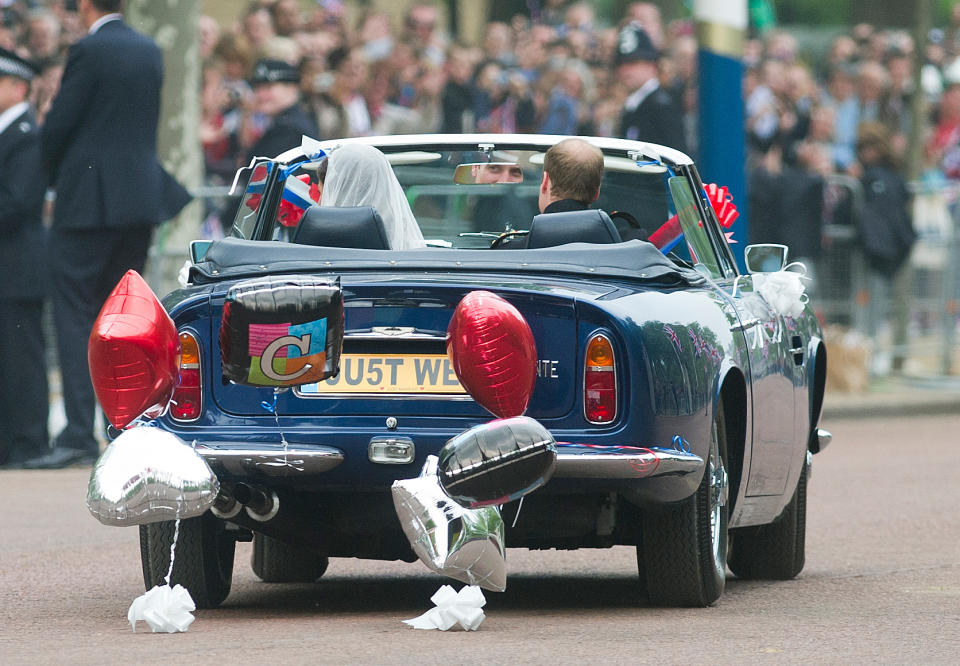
[233,482,280,522]
[210,483,279,522]
[210,491,242,519]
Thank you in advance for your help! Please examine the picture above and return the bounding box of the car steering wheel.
[610,210,642,229]
[489,230,529,249]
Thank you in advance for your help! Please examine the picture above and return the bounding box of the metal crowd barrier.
[816,174,960,377]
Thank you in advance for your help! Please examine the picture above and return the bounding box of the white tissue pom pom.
[128,584,196,633]
[403,585,487,631]
[754,265,809,318]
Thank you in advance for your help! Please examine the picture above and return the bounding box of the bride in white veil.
[319,143,426,249]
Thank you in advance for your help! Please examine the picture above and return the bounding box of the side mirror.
[745,244,788,273]
[190,239,214,263]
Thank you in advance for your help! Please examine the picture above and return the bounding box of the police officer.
[617,22,687,154]
[0,48,48,468]
[245,59,318,162]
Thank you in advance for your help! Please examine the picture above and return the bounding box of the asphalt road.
[2,414,959,665]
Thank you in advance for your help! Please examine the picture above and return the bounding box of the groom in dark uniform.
[0,48,49,468]
[26,0,191,468]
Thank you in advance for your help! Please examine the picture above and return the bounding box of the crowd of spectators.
[5,1,960,250]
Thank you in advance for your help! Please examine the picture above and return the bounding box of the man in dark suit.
[538,138,604,214]
[617,22,687,154]
[0,48,49,468]
[27,0,191,469]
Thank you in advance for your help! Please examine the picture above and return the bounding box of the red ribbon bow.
[704,183,739,229]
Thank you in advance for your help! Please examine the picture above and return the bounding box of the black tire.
[728,461,807,580]
[251,534,329,583]
[139,512,236,609]
[639,402,729,607]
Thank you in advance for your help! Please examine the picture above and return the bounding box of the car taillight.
[584,333,617,424]
[171,331,202,421]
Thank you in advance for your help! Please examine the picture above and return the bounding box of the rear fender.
[716,364,747,517]
[806,337,827,453]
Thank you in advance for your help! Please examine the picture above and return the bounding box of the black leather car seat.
[524,209,623,248]
[292,206,390,249]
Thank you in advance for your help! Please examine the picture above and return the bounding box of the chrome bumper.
[196,444,344,476]
[194,441,703,483]
[817,428,832,451]
[554,444,704,481]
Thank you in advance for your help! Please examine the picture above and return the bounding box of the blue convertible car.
[141,134,829,608]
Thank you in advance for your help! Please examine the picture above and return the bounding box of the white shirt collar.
[624,77,661,113]
[89,13,122,34]
[0,101,29,135]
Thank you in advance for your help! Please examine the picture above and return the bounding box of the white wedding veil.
[320,143,426,249]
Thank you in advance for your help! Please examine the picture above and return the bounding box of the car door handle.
[730,317,761,332]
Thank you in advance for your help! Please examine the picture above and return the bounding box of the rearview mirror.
[745,244,788,273]
[454,162,524,185]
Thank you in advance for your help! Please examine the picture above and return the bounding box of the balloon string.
[260,388,289,459]
[165,516,181,586]
[511,496,524,528]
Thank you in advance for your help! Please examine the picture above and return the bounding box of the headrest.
[526,209,622,249]
[292,206,390,250]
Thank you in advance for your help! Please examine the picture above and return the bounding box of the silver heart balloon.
[87,427,220,527]
[392,456,506,592]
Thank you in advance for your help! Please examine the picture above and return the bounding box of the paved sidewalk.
[822,374,960,420]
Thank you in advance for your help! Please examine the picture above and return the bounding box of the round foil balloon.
[437,416,557,508]
[87,427,220,527]
[88,270,179,429]
[446,291,537,418]
[392,456,506,592]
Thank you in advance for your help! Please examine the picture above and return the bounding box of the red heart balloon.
[88,270,180,429]
[446,291,537,418]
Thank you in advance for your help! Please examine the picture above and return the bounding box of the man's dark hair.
[543,138,604,204]
[90,0,123,12]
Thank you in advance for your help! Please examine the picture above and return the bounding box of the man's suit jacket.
[41,19,190,230]
[619,84,687,155]
[0,107,47,300]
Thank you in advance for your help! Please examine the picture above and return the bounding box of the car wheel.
[139,512,236,609]
[728,460,807,580]
[251,534,329,583]
[638,401,729,606]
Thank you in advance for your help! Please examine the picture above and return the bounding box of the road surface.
[1,414,958,664]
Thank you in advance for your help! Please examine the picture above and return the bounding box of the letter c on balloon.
[260,334,311,381]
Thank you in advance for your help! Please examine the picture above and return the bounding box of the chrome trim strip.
[284,133,694,167]
[196,444,344,476]
[554,445,704,480]
[344,331,447,341]
[292,388,473,400]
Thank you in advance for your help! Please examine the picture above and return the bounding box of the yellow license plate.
[299,354,466,394]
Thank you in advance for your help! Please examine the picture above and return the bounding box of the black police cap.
[615,22,660,65]
[250,59,300,85]
[0,47,39,82]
